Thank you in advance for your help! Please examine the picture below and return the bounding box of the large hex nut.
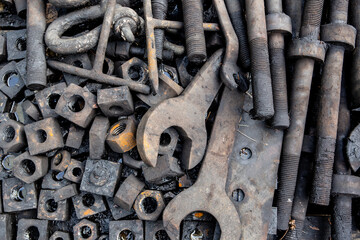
[6,29,26,61]
[13,151,48,184]
[89,116,110,159]
[35,82,66,118]
[106,197,134,220]
[109,220,143,240]
[41,170,71,190]
[50,231,71,240]
[72,192,107,219]
[133,190,165,221]
[73,219,99,240]
[64,159,85,183]
[24,117,64,155]
[51,150,71,172]
[37,189,69,221]
[0,118,26,153]
[0,214,14,240]
[65,124,85,149]
[2,177,37,212]
[0,61,25,99]
[16,219,49,240]
[80,160,122,197]
[118,57,148,84]
[55,83,97,128]
[106,117,137,153]
[97,86,134,117]
[114,174,145,211]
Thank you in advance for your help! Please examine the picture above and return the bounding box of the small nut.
[118,57,148,84]
[106,117,137,153]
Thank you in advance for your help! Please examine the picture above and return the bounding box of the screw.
[152,0,168,60]
[277,0,325,231]
[244,0,274,120]
[182,0,207,64]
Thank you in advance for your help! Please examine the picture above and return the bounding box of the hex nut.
[73,219,99,240]
[97,86,134,117]
[0,214,14,240]
[109,220,143,240]
[133,190,165,221]
[37,189,69,221]
[80,160,122,197]
[114,174,145,211]
[49,231,71,240]
[106,117,137,153]
[72,192,107,219]
[51,150,71,172]
[0,61,25,99]
[35,82,66,118]
[64,159,85,183]
[55,83,97,128]
[118,57,148,84]
[54,184,79,202]
[16,219,49,240]
[2,177,37,212]
[89,116,110,159]
[41,170,70,190]
[13,151,48,184]
[24,117,64,155]
[65,124,85,149]
[0,118,26,153]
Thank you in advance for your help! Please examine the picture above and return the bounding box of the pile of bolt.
[1,0,360,239]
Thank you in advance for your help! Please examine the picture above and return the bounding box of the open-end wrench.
[162,87,244,240]
[213,0,248,92]
[136,49,224,170]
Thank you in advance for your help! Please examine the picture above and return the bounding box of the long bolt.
[224,0,251,70]
[152,0,168,60]
[265,0,290,129]
[277,0,325,230]
[182,0,207,64]
[245,0,274,120]
[310,0,352,206]
[350,0,360,109]
[332,79,352,240]
[283,0,303,38]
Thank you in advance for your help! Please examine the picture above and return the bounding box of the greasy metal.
[17,219,49,240]
[109,220,143,240]
[0,61,25,99]
[152,0,168,60]
[310,0,355,206]
[64,159,84,183]
[65,124,85,149]
[0,118,26,154]
[134,190,165,221]
[277,0,325,230]
[73,219,99,240]
[265,0,292,129]
[350,0,360,108]
[89,116,110,159]
[46,0,150,94]
[37,189,69,221]
[225,87,283,239]
[213,0,248,92]
[72,192,106,219]
[26,0,46,90]
[22,100,40,121]
[224,0,251,70]
[13,151,48,184]
[98,86,134,117]
[143,0,219,93]
[51,150,71,172]
[136,49,223,170]
[114,174,145,212]
[245,0,274,120]
[163,87,244,240]
[283,0,303,38]
[48,0,90,8]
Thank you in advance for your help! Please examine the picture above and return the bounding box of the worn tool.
[276,0,326,230]
[213,0,248,92]
[350,0,360,109]
[163,87,244,240]
[136,49,223,170]
[310,0,356,206]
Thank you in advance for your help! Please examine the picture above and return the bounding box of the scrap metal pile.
[1,0,360,239]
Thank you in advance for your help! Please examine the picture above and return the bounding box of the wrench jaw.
[136,98,208,169]
[163,185,241,240]
[220,63,249,93]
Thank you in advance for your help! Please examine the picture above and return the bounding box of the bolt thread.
[310,137,336,205]
[182,0,207,63]
[225,0,251,69]
[332,195,352,240]
[302,0,324,28]
[249,38,274,119]
[269,47,289,129]
[152,0,168,60]
[284,219,305,240]
[277,154,301,230]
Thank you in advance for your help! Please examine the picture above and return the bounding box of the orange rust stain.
[83,209,95,216]
[194,212,204,218]
[178,183,183,187]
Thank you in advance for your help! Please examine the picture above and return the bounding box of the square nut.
[0,61,25,99]
[2,177,37,212]
[0,118,26,154]
[35,82,66,118]
[13,151,48,184]
[97,86,134,117]
[72,192,107,219]
[37,189,69,221]
[24,117,64,155]
[106,117,137,153]
[42,170,71,190]
[64,159,85,183]
[80,160,122,197]
[17,219,49,240]
[55,84,97,128]
[6,29,26,61]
